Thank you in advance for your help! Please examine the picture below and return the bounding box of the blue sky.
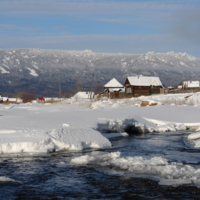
[0,0,200,57]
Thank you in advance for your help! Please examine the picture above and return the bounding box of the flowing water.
[1,131,200,200]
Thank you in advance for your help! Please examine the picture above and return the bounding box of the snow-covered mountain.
[0,49,200,96]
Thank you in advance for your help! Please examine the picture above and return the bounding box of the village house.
[124,75,164,97]
[102,78,125,99]
[179,81,200,89]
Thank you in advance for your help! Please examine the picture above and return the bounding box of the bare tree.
[74,82,83,93]
[94,84,104,94]
[67,89,76,98]
[16,91,35,103]
[89,72,95,99]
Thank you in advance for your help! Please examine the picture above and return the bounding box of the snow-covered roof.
[182,81,200,88]
[74,92,94,99]
[126,75,163,87]
[104,78,123,88]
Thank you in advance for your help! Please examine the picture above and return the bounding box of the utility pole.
[89,72,94,99]
[59,82,61,98]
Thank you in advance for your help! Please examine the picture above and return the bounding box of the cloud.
[54,26,67,30]
[0,24,36,31]
[0,1,200,57]
[168,7,200,43]
[0,34,199,57]
[0,0,193,16]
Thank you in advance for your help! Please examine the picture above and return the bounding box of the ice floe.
[70,152,200,186]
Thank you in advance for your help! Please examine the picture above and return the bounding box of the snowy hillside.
[0,49,200,96]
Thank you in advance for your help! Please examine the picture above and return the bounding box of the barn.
[102,78,124,99]
[124,75,164,97]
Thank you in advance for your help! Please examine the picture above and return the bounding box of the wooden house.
[124,75,163,97]
[103,78,125,99]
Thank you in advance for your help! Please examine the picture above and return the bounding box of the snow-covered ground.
[1,92,200,186]
[0,92,200,154]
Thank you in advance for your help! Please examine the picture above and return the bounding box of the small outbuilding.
[103,78,124,99]
[124,75,164,97]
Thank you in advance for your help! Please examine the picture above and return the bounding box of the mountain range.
[0,48,200,97]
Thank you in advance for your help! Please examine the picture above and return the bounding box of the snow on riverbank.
[0,126,111,154]
[0,92,200,154]
[65,92,200,108]
[97,116,186,134]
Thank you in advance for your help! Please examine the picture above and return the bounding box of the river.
[1,131,200,200]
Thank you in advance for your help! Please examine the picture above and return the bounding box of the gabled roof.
[126,75,163,87]
[104,78,123,88]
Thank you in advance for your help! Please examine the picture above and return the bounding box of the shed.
[124,75,163,97]
[103,78,124,99]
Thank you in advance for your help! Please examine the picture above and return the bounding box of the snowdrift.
[97,116,186,134]
[0,126,111,154]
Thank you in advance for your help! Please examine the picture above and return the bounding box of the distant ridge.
[0,49,200,96]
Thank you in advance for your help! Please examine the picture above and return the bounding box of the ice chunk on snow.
[188,132,200,140]
[159,179,192,186]
[0,176,20,183]
[187,132,200,148]
[48,126,111,151]
[70,152,200,182]
[190,139,200,148]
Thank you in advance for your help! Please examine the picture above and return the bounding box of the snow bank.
[48,126,111,151]
[97,116,186,134]
[0,126,111,154]
[0,130,55,154]
[70,152,200,186]
[61,91,200,108]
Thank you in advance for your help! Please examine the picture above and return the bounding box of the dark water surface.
[1,132,200,200]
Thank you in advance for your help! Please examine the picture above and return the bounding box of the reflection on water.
[1,131,200,199]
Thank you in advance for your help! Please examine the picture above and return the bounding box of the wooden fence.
[168,88,200,94]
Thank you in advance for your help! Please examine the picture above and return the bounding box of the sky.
[0,0,200,57]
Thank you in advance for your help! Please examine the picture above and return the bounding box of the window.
[126,87,132,93]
